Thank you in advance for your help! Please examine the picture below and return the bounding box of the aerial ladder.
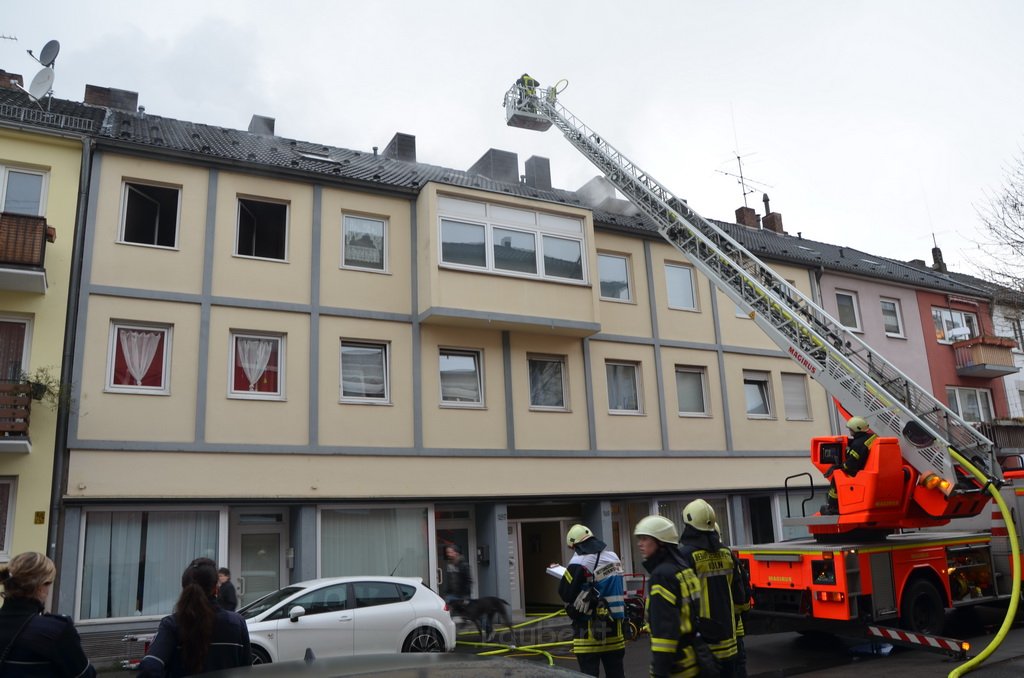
[503,78,1001,535]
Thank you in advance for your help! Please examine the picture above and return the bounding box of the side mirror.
[289,605,306,622]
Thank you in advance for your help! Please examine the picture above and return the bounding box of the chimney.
[735,206,760,229]
[0,70,23,90]
[468,149,519,184]
[762,212,785,234]
[248,114,276,136]
[83,84,139,112]
[382,132,416,162]
[932,246,947,273]
[524,155,552,191]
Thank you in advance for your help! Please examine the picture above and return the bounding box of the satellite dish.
[27,67,54,100]
[39,40,60,68]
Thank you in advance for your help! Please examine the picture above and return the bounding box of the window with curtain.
[946,386,993,423]
[880,298,904,337]
[320,506,429,582]
[231,333,283,398]
[781,372,811,420]
[108,323,170,394]
[342,215,386,271]
[528,355,567,409]
[743,370,773,418]
[606,361,641,413]
[80,509,219,620]
[340,340,388,402]
[675,366,708,416]
[666,264,697,310]
[439,349,482,405]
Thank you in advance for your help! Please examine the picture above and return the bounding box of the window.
[528,355,567,410]
[353,581,405,608]
[781,372,811,420]
[120,182,179,247]
[80,509,219,620]
[1,166,45,216]
[597,253,631,301]
[439,348,483,405]
[342,215,386,271]
[267,583,349,620]
[666,264,697,310]
[107,323,171,394]
[880,298,904,337]
[230,333,283,399]
[946,386,993,423]
[743,370,773,418]
[835,291,861,330]
[675,366,708,416]
[0,478,14,559]
[438,196,586,283]
[0,319,28,381]
[1010,317,1023,350]
[236,197,288,260]
[932,307,979,343]
[320,506,429,581]
[340,341,388,403]
[606,361,641,413]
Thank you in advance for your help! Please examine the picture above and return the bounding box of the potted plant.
[20,365,71,411]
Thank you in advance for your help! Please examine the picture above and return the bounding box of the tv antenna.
[0,34,17,42]
[18,39,60,110]
[715,153,772,208]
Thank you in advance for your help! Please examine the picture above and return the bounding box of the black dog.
[449,596,515,643]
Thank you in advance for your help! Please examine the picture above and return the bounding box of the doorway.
[435,511,477,598]
[229,508,289,607]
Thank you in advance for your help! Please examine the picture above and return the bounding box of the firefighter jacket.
[678,525,746,661]
[641,544,701,678]
[0,597,96,677]
[843,429,878,476]
[558,537,626,654]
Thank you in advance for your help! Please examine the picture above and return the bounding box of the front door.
[230,509,289,607]
[435,514,476,597]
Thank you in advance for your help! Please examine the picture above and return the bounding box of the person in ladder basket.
[821,416,878,515]
[678,499,747,678]
[517,73,539,110]
[558,524,626,678]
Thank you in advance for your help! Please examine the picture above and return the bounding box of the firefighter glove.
[573,587,599,615]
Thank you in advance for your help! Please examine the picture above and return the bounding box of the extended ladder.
[504,80,998,490]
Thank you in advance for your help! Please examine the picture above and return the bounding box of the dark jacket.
[843,430,878,476]
[678,525,744,661]
[138,599,251,677]
[217,580,238,612]
[642,544,700,678]
[0,596,96,677]
[442,558,472,600]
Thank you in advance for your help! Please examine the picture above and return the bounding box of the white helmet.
[634,515,680,544]
[682,498,717,532]
[566,524,593,548]
[847,416,870,433]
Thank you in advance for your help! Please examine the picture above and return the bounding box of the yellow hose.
[947,450,1020,677]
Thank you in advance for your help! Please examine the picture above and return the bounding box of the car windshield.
[238,585,304,619]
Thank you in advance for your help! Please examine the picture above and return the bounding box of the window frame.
[339,340,390,404]
[781,372,811,421]
[228,332,285,400]
[946,386,994,423]
[1,165,47,216]
[606,360,643,414]
[438,348,484,407]
[341,214,388,273]
[835,290,862,331]
[674,365,709,417]
[106,321,172,395]
[597,252,632,302]
[1011,317,1024,352]
[0,477,15,560]
[118,180,181,249]
[527,354,569,411]
[932,307,980,343]
[235,196,289,261]
[743,369,774,420]
[665,263,698,311]
[879,297,904,338]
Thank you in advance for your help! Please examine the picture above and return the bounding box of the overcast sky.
[4,1,1021,275]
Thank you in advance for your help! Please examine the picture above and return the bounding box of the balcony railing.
[953,335,1020,378]
[0,382,32,453]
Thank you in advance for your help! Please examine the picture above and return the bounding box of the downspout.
[47,136,93,605]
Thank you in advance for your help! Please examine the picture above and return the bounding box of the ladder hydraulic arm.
[504,78,999,492]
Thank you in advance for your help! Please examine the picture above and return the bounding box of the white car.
[238,576,456,664]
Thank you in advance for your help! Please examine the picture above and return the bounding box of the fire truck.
[503,77,1021,639]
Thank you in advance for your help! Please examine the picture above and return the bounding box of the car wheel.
[402,627,444,652]
[251,646,272,665]
[899,578,946,635]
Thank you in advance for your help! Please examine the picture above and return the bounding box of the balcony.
[953,335,1020,378]
[0,212,54,294]
[0,382,32,453]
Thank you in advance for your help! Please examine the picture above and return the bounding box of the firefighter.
[634,515,702,678]
[518,73,540,110]
[558,524,626,678]
[678,499,746,678]
[822,416,878,515]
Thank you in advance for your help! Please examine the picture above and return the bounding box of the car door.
[273,582,354,661]
[351,580,416,654]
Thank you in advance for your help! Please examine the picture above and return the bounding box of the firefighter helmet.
[682,498,717,532]
[566,524,593,548]
[847,416,870,433]
[633,515,680,544]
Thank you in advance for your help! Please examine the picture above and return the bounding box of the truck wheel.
[899,579,945,635]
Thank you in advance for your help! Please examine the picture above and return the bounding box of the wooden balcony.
[0,382,32,453]
[0,212,54,294]
[953,335,1020,379]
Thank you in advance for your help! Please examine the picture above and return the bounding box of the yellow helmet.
[566,524,593,548]
[847,416,870,433]
[634,515,679,543]
[682,498,717,532]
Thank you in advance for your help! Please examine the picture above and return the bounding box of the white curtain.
[142,511,219,615]
[321,507,428,581]
[238,338,273,391]
[120,330,161,385]
[81,511,142,619]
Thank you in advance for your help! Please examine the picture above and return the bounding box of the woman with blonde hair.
[0,551,96,676]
